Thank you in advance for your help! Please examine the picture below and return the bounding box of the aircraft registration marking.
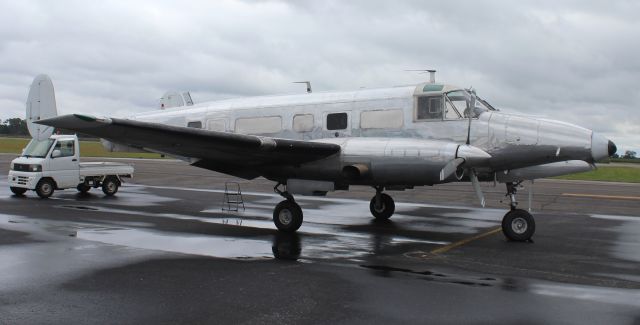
[562,193,640,201]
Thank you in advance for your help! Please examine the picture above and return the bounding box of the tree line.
[0,118,29,135]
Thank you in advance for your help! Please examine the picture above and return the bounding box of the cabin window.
[326,112,348,130]
[293,114,314,132]
[54,139,75,157]
[235,116,282,134]
[187,121,202,128]
[416,96,443,120]
[207,119,226,132]
[360,109,403,129]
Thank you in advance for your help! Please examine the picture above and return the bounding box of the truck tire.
[35,178,55,198]
[10,187,27,196]
[77,183,91,193]
[102,177,119,196]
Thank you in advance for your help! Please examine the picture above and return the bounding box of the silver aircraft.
[34,72,616,242]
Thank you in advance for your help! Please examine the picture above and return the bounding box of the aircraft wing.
[37,114,340,179]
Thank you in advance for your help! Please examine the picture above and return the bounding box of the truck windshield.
[22,139,54,158]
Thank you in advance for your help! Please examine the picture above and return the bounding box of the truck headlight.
[29,164,42,172]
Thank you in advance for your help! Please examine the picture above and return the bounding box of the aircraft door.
[47,139,80,188]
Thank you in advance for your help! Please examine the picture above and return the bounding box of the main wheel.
[35,178,55,198]
[369,193,395,220]
[77,183,91,193]
[10,187,27,196]
[101,177,119,196]
[273,200,303,232]
[502,209,536,241]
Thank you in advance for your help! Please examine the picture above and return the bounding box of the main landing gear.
[370,186,395,220]
[273,183,303,232]
[501,182,535,242]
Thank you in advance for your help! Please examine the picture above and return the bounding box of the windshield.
[22,138,54,158]
[445,89,495,118]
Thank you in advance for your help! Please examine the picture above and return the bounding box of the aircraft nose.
[608,140,617,157]
[591,133,615,161]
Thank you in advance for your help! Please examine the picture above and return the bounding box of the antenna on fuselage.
[293,81,312,93]
[405,69,436,83]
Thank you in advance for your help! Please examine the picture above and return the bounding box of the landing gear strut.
[501,182,535,242]
[370,186,395,220]
[273,183,303,232]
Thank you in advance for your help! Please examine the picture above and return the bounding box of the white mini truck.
[8,134,134,198]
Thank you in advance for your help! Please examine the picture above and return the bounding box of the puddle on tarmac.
[76,228,275,260]
[591,214,640,263]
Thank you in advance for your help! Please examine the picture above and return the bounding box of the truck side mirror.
[51,149,61,158]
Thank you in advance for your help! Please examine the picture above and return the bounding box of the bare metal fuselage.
[119,83,607,188]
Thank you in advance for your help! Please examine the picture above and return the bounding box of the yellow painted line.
[562,193,640,201]
[430,227,501,255]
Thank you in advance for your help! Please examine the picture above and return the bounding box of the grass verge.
[0,137,163,159]
[552,166,640,183]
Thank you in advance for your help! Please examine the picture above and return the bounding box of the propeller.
[438,89,488,207]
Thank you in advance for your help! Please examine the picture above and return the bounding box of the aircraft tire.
[370,193,395,220]
[101,177,119,196]
[10,187,27,196]
[502,209,535,242]
[77,183,91,193]
[273,200,303,232]
[35,178,55,199]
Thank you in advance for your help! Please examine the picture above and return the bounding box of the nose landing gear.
[501,182,535,242]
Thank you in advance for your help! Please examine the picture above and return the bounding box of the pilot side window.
[416,96,443,120]
[326,112,348,130]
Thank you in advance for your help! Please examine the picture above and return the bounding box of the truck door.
[47,138,80,188]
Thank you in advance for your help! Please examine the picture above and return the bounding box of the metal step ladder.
[222,182,245,212]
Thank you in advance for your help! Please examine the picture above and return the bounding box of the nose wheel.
[502,209,535,241]
[501,182,535,242]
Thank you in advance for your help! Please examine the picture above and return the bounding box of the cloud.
[0,0,638,151]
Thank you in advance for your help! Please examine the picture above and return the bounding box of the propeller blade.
[440,158,465,181]
[469,170,486,207]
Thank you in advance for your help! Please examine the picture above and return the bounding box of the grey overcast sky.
[0,0,638,152]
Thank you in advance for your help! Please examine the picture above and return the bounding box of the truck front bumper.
[8,171,40,189]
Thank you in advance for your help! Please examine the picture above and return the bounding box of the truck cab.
[8,135,133,198]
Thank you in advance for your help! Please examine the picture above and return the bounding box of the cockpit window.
[445,90,494,119]
[416,95,443,120]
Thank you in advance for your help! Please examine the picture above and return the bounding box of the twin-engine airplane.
[31,72,616,242]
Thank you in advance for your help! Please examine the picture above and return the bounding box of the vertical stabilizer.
[26,74,58,140]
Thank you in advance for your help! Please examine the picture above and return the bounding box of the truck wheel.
[35,179,55,198]
[10,187,27,196]
[102,177,119,196]
[77,183,91,193]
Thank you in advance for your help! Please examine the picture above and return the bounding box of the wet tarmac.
[1,155,640,324]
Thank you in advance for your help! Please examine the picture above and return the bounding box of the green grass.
[0,137,164,159]
[552,166,640,183]
[610,158,640,164]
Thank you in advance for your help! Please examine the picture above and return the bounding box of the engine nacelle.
[335,138,460,186]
